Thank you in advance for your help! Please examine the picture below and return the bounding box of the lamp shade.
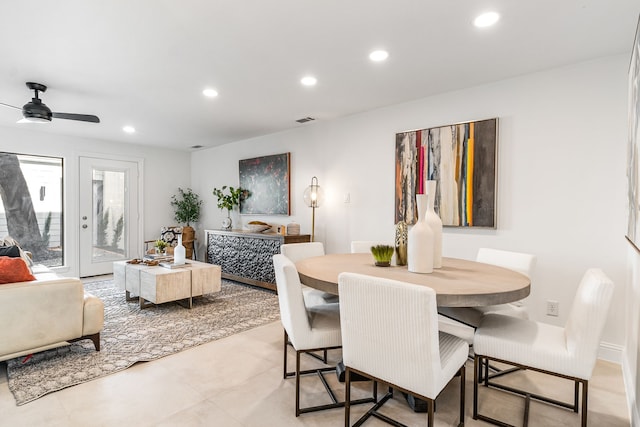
[303,176,324,208]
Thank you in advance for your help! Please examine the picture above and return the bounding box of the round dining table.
[295,253,530,307]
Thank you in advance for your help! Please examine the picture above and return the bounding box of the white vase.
[174,234,186,265]
[408,194,434,273]
[425,180,443,268]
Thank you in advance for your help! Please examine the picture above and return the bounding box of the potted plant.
[213,186,243,230]
[370,244,395,267]
[170,188,202,258]
[154,239,168,255]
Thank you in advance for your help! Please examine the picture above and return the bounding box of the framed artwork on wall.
[395,118,498,228]
[239,152,291,215]
[627,16,640,252]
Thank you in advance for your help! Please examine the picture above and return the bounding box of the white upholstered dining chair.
[339,272,468,427]
[350,240,382,254]
[272,254,344,416]
[473,268,614,427]
[280,242,339,306]
[350,240,396,266]
[437,248,536,344]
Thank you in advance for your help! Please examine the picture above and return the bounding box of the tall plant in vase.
[170,188,202,259]
[213,186,243,230]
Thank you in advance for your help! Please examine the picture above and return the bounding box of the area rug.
[6,279,280,405]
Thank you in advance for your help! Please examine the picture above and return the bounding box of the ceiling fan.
[0,82,100,123]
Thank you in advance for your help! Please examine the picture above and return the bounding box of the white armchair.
[472,268,614,426]
[338,272,468,426]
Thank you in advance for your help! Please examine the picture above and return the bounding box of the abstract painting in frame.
[627,16,640,251]
[395,118,497,228]
[239,153,291,215]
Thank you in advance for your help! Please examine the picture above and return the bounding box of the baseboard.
[598,341,623,363]
[622,354,640,427]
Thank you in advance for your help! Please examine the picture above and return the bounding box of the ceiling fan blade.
[52,112,100,123]
[0,102,21,111]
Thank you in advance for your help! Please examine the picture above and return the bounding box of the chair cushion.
[0,257,36,284]
[439,332,471,383]
[160,226,183,247]
[438,314,475,344]
[474,313,592,379]
[308,302,341,331]
[0,245,21,258]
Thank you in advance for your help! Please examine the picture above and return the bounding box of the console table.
[205,229,310,291]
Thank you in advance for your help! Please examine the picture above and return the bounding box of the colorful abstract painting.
[627,17,640,251]
[395,118,497,228]
[239,153,290,215]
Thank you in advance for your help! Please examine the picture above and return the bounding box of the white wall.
[191,54,629,360]
[0,126,190,277]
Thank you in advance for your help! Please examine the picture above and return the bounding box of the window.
[0,152,63,267]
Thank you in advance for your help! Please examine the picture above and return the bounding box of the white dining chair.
[339,272,468,427]
[473,268,614,427]
[350,240,382,253]
[438,248,536,338]
[272,254,343,416]
[281,242,339,306]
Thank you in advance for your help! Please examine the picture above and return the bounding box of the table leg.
[139,297,154,309]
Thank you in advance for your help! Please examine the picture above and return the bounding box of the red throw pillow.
[0,256,36,284]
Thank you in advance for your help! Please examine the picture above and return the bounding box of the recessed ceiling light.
[369,50,389,62]
[123,126,136,134]
[203,88,218,97]
[474,12,500,28]
[301,76,317,86]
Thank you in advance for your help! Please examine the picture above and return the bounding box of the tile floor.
[0,291,631,426]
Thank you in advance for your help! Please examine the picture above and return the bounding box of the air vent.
[296,117,315,124]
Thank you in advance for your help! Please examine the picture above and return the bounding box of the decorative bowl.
[246,224,271,233]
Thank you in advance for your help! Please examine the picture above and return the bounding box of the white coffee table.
[113,260,221,308]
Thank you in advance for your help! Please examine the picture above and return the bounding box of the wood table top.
[295,253,530,307]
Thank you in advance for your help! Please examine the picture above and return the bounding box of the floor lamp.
[303,176,324,242]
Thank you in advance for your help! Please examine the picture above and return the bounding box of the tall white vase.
[426,180,443,268]
[408,194,434,273]
[174,233,186,265]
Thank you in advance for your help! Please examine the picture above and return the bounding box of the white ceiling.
[0,1,638,151]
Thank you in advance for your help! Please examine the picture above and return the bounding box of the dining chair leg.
[427,398,434,427]
[459,366,465,426]
[345,366,351,427]
[581,380,588,427]
[283,329,289,379]
[473,355,480,420]
[295,350,301,416]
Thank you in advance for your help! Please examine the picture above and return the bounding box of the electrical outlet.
[343,193,351,203]
[546,300,559,317]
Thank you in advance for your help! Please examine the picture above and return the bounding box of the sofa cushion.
[0,257,36,284]
[160,226,183,247]
[0,237,34,270]
[0,246,20,258]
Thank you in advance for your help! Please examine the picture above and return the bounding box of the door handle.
[82,224,88,229]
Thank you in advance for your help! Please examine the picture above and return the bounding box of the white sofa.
[0,265,104,362]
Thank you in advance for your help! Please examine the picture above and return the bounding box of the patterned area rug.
[6,279,280,405]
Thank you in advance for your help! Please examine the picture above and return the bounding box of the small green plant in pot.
[154,239,168,255]
[213,186,244,230]
[371,244,395,267]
